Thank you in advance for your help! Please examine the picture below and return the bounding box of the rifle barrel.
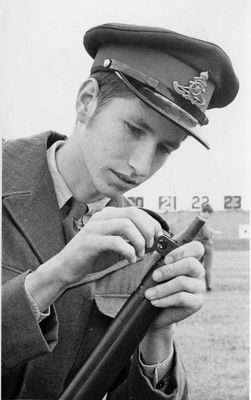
[59,216,205,400]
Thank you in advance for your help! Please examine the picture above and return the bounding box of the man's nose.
[128,143,155,177]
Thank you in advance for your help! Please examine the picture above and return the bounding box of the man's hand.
[140,240,205,364]
[57,206,162,285]
[25,207,162,312]
[145,240,205,329]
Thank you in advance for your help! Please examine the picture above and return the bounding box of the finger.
[145,276,205,301]
[146,276,204,300]
[87,218,146,258]
[93,207,162,248]
[152,257,205,283]
[163,240,204,264]
[92,234,137,264]
[150,291,204,309]
[123,207,162,247]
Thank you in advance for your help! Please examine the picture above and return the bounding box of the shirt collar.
[47,140,72,209]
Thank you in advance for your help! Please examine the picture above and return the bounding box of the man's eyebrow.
[131,117,154,133]
[131,117,187,149]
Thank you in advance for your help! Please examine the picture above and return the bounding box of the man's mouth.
[112,170,140,186]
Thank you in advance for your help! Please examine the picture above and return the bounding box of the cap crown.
[83,23,239,148]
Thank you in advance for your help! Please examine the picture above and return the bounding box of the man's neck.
[56,133,102,204]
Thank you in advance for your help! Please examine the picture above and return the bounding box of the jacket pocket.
[94,293,130,318]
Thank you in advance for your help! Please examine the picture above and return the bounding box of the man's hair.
[91,71,134,114]
[202,204,214,213]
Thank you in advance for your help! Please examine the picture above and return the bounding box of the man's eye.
[125,122,143,137]
[157,143,171,155]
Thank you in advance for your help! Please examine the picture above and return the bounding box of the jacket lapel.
[2,132,132,270]
[2,132,66,264]
[3,174,65,264]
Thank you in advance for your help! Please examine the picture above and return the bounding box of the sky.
[0,0,250,211]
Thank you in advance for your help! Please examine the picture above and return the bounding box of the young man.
[195,204,215,291]
[2,23,239,399]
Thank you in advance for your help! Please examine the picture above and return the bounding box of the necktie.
[62,198,87,243]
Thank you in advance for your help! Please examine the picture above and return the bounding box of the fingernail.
[152,269,162,281]
[138,249,145,258]
[145,288,155,299]
[131,255,137,264]
[147,238,154,249]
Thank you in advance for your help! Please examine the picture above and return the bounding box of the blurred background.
[0,0,250,209]
[1,0,250,245]
[1,1,249,398]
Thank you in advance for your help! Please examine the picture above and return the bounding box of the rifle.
[59,216,205,400]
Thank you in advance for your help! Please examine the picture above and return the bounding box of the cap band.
[92,58,209,126]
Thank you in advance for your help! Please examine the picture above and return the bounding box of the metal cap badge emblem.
[173,71,209,107]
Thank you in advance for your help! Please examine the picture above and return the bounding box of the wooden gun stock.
[59,216,205,400]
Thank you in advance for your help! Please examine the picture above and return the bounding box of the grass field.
[175,250,249,400]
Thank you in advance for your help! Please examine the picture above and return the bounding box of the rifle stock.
[59,216,205,400]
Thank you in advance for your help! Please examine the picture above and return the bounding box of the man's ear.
[76,78,99,123]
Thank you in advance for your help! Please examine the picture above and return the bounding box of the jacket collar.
[2,131,67,264]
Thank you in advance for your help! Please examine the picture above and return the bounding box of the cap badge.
[173,71,209,107]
